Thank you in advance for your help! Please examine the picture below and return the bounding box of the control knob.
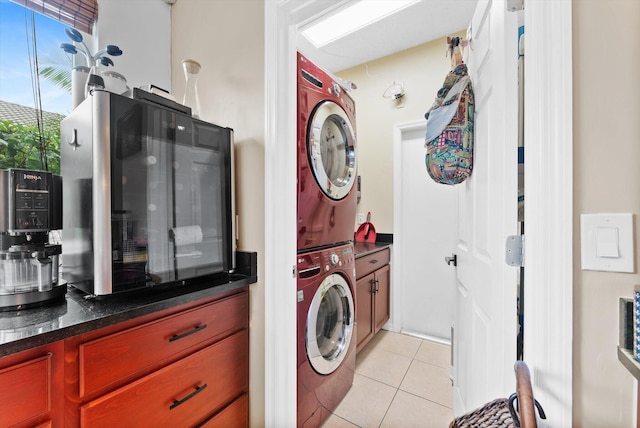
[330,253,339,266]
[330,82,341,97]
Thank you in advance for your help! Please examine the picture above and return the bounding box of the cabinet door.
[0,342,63,428]
[356,272,374,352]
[373,264,391,334]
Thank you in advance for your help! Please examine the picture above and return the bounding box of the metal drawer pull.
[169,384,208,410]
[370,278,380,293]
[369,259,378,264]
[169,324,208,342]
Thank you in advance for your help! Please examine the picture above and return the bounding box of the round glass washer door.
[306,273,355,375]
[308,101,357,201]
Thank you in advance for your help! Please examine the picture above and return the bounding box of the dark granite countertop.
[354,241,392,258]
[0,253,258,358]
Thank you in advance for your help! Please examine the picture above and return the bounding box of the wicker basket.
[449,362,546,428]
[449,398,515,428]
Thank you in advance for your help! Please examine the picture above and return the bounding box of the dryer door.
[306,272,355,375]
[308,101,357,200]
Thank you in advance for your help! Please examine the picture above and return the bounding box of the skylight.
[301,0,421,48]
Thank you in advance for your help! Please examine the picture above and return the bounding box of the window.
[0,0,89,173]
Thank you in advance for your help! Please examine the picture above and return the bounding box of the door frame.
[522,1,573,426]
[264,0,573,426]
[390,120,423,337]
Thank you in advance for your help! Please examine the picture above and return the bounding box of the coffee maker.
[0,169,65,310]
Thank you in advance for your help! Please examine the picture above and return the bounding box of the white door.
[396,122,457,341]
[452,0,519,415]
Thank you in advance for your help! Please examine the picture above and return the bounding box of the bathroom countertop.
[0,253,258,358]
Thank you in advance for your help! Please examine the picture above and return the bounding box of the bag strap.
[441,75,470,105]
[424,76,471,141]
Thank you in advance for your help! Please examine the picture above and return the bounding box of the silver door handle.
[445,254,457,267]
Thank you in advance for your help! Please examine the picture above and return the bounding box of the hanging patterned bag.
[424,37,475,185]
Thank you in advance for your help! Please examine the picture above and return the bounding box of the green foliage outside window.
[0,119,60,174]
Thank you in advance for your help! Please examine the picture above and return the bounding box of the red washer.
[297,242,356,427]
[297,52,358,251]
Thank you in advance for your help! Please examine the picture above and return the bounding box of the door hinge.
[505,235,524,267]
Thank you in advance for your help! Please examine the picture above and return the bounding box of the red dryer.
[297,242,356,427]
[297,52,358,251]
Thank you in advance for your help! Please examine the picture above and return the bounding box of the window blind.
[10,0,98,34]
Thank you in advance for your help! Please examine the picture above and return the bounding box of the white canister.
[71,65,90,109]
[101,70,128,95]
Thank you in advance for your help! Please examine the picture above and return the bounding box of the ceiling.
[297,0,478,73]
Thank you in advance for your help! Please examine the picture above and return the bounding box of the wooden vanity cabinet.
[355,247,390,353]
[0,341,64,428]
[64,288,249,428]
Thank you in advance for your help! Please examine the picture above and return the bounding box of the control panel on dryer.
[320,246,354,272]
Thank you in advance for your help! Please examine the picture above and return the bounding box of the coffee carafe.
[0,169,65,310]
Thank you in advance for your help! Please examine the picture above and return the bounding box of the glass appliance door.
[110,97,231,291]
[306,273,355,375]
[307,101,356,200]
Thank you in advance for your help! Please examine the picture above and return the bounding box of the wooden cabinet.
[77,292,248,397]
[65,288,250,427]
[355,247,390,353]
[200,394,248,427]
[0,341,64,428]
[80,331,248,427]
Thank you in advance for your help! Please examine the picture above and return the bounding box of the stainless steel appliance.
[0,169,65,309]
[60,89,235,296]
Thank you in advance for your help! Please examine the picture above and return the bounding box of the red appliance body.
[297,243,356,427]
[297,53,357,251]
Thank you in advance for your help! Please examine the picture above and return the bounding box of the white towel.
[170,225,203,246]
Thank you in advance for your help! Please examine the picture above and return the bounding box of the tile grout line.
[376,348,416,427]
[334,333,453,427]
[398,388,454,410]
[377,387,400,428]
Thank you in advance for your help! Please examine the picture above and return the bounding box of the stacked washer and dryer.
[296,52,358,428]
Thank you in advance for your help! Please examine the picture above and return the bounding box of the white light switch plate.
[580,213,634,272]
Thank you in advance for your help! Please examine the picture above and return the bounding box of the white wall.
[573,1,640,425]
[171,1,265,426]
[337,32,465,234]
[96,0,171,91]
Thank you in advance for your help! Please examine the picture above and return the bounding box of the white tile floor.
[322,330,453,428]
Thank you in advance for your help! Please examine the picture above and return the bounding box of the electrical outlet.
[357,213,365,225]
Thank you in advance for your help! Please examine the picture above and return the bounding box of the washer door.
[308,101,357,200]
[306,273,355,375]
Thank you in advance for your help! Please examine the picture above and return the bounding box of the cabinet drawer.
[355,247,390,279]
[80,329,248,428]
[0,354,51,427]
[79,291,248,396]
[200,393,248,427]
